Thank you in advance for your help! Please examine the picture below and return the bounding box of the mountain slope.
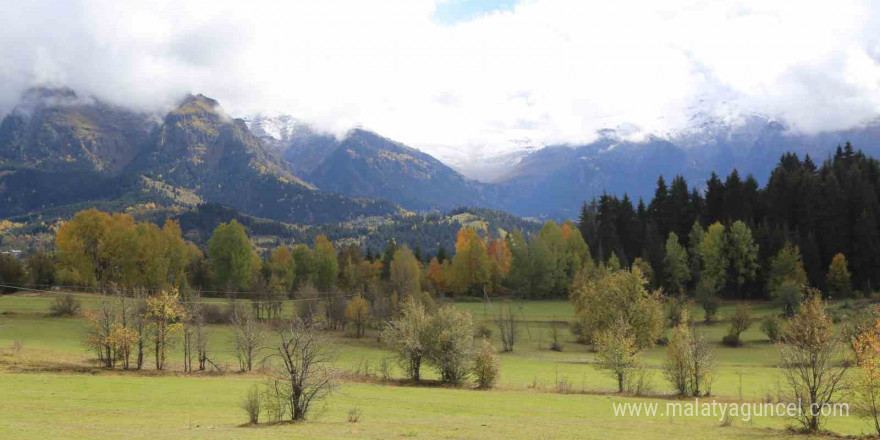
[306,129,491,211]
[131,95,397,224]
[0,90,399,225]
[0,87,155,175]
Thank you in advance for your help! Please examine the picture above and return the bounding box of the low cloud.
[2,0,879,155]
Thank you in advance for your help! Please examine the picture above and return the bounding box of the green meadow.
[0,293,867,439]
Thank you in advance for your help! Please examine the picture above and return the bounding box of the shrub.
[665,313,716,396]
[475,323,493,339]
[262,379,289,423]
[761,316,782,342]
[721,333,741,347]
[624,364,654,396]
[426,305,474,386]
[241,385,261,425]
[50,293,81,317]
[472,337,500,389]
[724,303,751,347]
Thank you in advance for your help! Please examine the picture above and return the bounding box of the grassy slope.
[0,293,866,438]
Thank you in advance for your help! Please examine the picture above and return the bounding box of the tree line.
[579,143,873,299]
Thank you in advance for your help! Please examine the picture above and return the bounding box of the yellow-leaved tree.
[854,313,880,435]
[146,289,186,370]
[450,228,491,296]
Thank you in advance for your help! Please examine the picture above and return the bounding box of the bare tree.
[195,303,210,371]
[270,319,337,421]
[496,302,518,352]
[182,290,206,373]
[325,292,347,331]
[232,307,266,372]
[295,282,320,324]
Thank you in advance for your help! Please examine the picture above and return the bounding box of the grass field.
[0,292,870,439]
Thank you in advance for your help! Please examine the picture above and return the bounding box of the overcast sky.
[2,0,880,156]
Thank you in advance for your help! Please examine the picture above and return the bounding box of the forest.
[579,142,877,298]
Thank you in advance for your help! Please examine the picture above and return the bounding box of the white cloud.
[1,0,879,157]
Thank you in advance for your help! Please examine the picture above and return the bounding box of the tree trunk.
[412,357,421,383]
[137,339,144,370]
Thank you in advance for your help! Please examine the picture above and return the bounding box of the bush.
[724,303,751,347]
[472,337,500,389]
[426,305,475,386]
[475,323,493,339]
[761,316,782,342]
[49,294,81,317]
[241,385,261,425]
[624,364,654,396]
[721,333,741,347]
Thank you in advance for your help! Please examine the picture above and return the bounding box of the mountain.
[0,87,155,174]
[0,90,399,225]
[492,135,689,218]
[130,94,399,224]
[242,117,495,212]
[8,87,880,225]
[488,114,880,219]
[243,114,340,177]
[306,129,492,211]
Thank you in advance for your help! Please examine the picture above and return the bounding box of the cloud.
[1,0,879,157]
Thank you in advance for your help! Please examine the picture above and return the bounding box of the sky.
[2,0,880,159]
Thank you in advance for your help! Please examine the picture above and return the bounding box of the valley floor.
[0,294,868,439]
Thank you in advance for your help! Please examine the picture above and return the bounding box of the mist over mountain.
[243,107,880,220]
[0,89,397,224]
[4,87,880,225]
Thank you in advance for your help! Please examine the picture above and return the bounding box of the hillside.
[0,90,399,225]
[0,87,155,174]
[306,129,492,211]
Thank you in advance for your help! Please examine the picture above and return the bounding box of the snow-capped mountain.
[241,114,314,150]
